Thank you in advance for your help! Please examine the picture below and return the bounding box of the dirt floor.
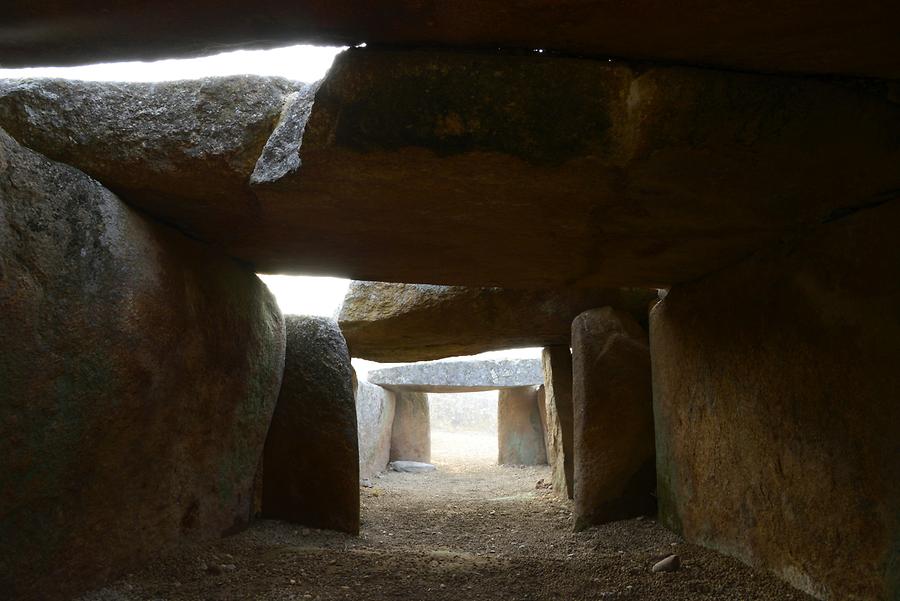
[80,431,815,601]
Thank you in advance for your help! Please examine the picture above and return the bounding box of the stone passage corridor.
[79,434,814,601]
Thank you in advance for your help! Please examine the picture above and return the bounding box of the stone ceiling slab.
[2,1,899,78]
[1,49,898,288]
[338,281,656,362]
[368,359,543,393]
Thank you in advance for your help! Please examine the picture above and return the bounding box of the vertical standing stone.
[542,346,575,499]
[537,385,550,462]
[262,316,359,534]
[572,307,655,530]
[651,201,900,601]
[356,380,396,479]
[498,386,548,465]
[390,392,431,462]
[0,129,286,601]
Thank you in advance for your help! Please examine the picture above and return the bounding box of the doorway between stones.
[428,391,499,468]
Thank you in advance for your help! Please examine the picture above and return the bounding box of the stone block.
[0,128,286,600]
[262,316,359,534]
[542,346,575,499]
[651,200,900,600]
[572,308,655,529]
[356,380,395,480]
[498,386,548,466]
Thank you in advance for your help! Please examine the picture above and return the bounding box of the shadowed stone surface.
[542,346,575,500]
[339,281,654,362]
[537,386,549,465]
[262,316,359,534]
[368,359,543,394]
[2,50,898,289]
[390,392,431,463]
[498,387,548,466]
[356,380,396,480]
[2,2,898,78]
[0,128,286,601]
[651,200,900,601]
[572,308,655,530]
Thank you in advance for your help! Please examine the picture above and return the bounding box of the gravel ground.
[80,431,813,601]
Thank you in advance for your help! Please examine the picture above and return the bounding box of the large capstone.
[651,199,900,601]
[0,3,896,78]
[338,281,654,362]
[2,50,897,289]
[0,76,300,246]
[0,128,286,601]
[572,308,655,530]
[368,358,543,393]
[262,316,359,534]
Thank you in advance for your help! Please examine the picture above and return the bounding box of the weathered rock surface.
[2,2,897,78]
[572,308,655,530]
[651,200,900,601]
[0,128,286,601]
[498,387,548,466]
[2,50,897,289]
[262,316,359,534]
[390,461,436,474]
[390,392,431,463]
[339,281,654,362]
[356,380,396,479]
[368,359,543,393]
[0,76,299,245]
[542,346,575,500]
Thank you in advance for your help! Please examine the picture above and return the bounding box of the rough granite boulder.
[368,358,543,393]
[356,380,396,480]
[338,281,655,362]
[651,199,900,601]
[0,76,301,245]
[498,387,548,466]
[572,308,655,530]
[0,128,286,601]
[1,2,896,78]
[389,392,431,463]
[262,316,359,534]
[542,346,575,500]
[2,50,897,288]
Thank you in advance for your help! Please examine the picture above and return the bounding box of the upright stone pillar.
[262,316,360,534]
[572,307,654,530]
[498,386,548,465]
[390,392,431,462]
[0,130,286,601]
[542,346,575,499]
[537,385,550,460]
[651,201,900,600]
[356,380,396,479]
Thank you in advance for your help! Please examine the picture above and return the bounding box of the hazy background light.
[258,274,351,318]
[0,44,344,82]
